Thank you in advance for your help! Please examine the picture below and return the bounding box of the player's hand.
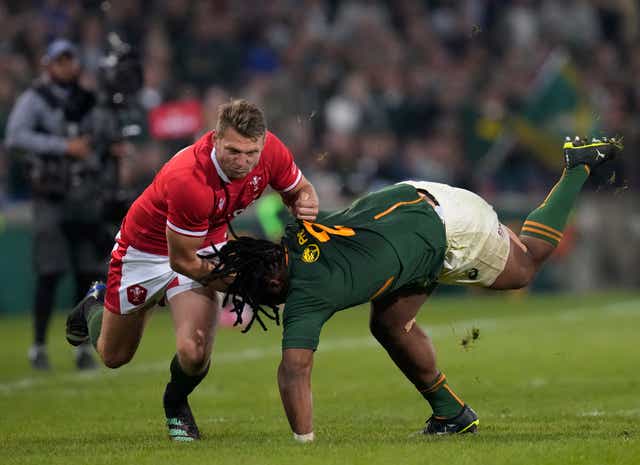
[66,136,91,159]
[292,191,319,221]
[205,273,236,292]
[196,252,236,292]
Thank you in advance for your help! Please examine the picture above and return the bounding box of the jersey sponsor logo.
[302,244,320,263]
[126,284,148,306]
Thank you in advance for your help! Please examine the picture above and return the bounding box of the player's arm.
[267,133,319,221]
[280,174,319,221]
[278,348,315,441]
[277,293,327,441]
[165,227,231,292]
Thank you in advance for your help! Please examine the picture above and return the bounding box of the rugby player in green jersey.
[210,137,621,442]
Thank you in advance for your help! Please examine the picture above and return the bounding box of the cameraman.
[6,39,104,371]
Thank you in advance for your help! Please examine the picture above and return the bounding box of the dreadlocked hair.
[204,234,287,333]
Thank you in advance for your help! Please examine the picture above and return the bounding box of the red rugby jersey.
[119,130,302,255]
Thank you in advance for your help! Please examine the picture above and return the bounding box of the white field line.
[578,408,640,417]
[0,299,637,396]
[0,337,380,395]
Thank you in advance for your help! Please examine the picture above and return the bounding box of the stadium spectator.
[5,39,101,371]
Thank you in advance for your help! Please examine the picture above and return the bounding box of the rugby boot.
[563,136,621,170]
[65,281,105,347]
[163,391,201,442]
[423,404,479,435]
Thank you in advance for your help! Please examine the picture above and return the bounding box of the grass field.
[1,292,639,465]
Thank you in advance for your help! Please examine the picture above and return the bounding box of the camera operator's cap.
[42,39,78,64]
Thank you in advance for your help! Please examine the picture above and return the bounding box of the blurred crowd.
[1,0,639,207]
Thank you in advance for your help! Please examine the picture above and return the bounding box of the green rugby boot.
[563,136,622,170]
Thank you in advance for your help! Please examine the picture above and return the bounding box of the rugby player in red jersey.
[66,100,318,441]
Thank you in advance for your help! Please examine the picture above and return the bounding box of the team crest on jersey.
[250,175,262,193]
[301,244,320,263]
[218,197,226,210]
[126,284,148,305]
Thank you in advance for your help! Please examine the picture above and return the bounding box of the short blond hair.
[216,99,266,140]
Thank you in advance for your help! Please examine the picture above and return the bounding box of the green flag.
[476,49,599,179]
[511,50,597,168]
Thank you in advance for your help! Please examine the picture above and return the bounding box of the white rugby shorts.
[401,181,511,286]
[104,234,224,315]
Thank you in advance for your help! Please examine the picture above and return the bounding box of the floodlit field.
[1,292,639,465]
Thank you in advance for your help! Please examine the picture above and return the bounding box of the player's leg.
[369,286,478,434]
[68,227,106,370]
[67,281,154,368]
[71,271,100,371]
[488,228,546,289]
[96,306,152,367]
[491,137,621,290]
[169,287,219,375]
[66,240,171,367]
[163,285,220,441]
[490,162,591,289]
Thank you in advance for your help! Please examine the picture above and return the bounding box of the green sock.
[521,166,590,246]
[86,303,103,350]
[420,372,465,418]
[164,355,210,409]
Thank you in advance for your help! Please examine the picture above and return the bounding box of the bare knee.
[520,264,537,288]
[369,315,395,343]
[101,350,134,369]
[279,349,313,381]
[509,261,537,289]
[176,336,209,374]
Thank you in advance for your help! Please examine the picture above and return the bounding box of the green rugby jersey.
[282,183,447,350]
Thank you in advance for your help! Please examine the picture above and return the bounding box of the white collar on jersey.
[210,147,231,183]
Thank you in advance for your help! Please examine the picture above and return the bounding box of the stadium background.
[1,3,639,464]
[0,0,639,314]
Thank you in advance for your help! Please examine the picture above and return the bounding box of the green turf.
[1,292,639,464]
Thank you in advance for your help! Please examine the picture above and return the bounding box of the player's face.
[262,268,289,305]
[216,127,264,179]
[47,54,80,84]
